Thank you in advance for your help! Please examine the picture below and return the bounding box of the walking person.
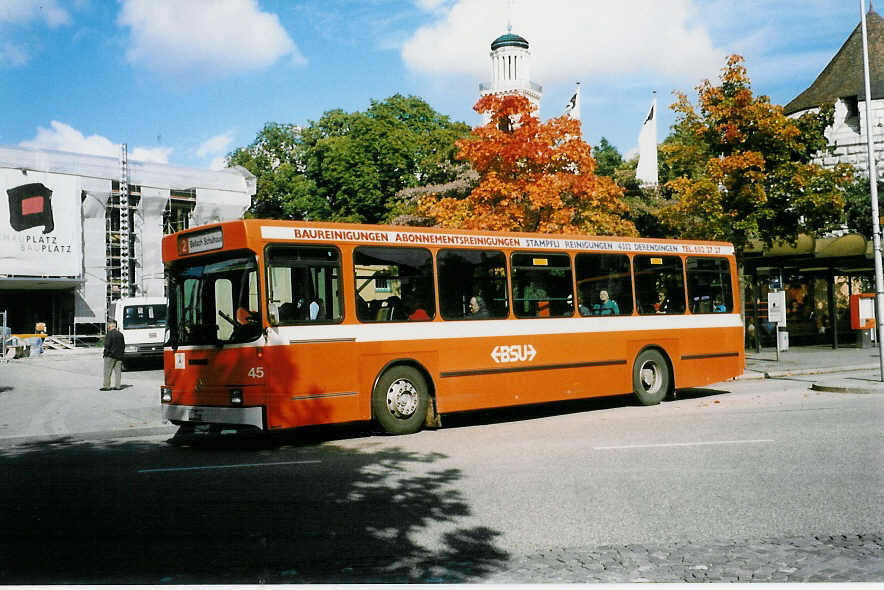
[101,320,125,391]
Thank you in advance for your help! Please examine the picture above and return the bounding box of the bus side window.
[437,249,509,320]
[687,257,733,313]
[354,247,435,322]
[511,253,573,318]
[634,255,686,315]
[267,246,342,325]
[574,253,633,316]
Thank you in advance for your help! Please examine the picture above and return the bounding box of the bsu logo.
[7,182,55,234]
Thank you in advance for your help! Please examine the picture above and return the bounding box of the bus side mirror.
[268,302,280,326]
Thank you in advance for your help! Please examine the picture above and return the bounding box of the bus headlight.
[161,386,173,402]
[125,345,137,353]
[230,388,243,405]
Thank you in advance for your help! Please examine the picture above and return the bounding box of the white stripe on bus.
[168,313,743,350]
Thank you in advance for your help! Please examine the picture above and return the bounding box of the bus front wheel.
[372,365,429,435]
[632,349,669,406]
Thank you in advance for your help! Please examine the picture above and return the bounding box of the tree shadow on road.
[0,436,508,584]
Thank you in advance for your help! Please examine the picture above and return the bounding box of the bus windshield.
[168,254,261,346]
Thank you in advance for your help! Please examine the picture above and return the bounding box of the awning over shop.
[0,276,82,290]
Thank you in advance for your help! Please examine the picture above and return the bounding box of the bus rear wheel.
[372,365,429,435]
[632,349,669,406]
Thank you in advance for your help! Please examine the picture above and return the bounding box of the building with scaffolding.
[0,145,255,339]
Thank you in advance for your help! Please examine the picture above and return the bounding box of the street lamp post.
[860,0,884,380]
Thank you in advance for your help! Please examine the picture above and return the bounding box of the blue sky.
[0,0,870,169]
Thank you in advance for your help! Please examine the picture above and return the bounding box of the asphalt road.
[0,370,881,583]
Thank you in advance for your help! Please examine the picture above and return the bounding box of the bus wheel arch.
[632,346,674,406]
[371,360,437,435]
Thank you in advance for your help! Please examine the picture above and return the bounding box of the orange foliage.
[419,94,636,236]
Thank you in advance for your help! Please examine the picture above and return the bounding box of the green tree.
[592,137,623,178]
[843,176,883,238]
[228,123,323,219]
[299,94,470,223]
[228,95,470,223]
[659,55,852,258]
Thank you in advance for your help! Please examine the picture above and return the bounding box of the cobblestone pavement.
[285,533,882,583]
[476,534,883,583]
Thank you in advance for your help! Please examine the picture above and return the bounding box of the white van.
[110,296,167,365]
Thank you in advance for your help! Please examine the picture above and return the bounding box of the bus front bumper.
[162,404,265,430]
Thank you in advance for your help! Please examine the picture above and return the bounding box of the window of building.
[354,247,434,322]
[844,96,860,133]
[267,246,342,324]
[164,190,196,235]
[511,252,573,318]
[634,255,686,314]
[686,257,733,313]
[575,253,633,316]
[437,249,508,320]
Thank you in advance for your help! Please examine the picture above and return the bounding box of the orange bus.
[160,220,744,435]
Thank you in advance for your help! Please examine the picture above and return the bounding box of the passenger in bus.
[577,295,591,316]
[713,297,727,312]
[309,299,321,320]
[593,290,620,316]
[469,295,490,319]
[408,306,431,321]
[236,306,257,325]
[386,295,407,321]
[278,301,297,322]
[654,291,669,314]
[356,295,370,320]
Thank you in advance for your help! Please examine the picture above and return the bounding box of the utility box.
[777,325,789,352]
[850,293,875,330]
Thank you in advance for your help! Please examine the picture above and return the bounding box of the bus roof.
[162,218,736,264]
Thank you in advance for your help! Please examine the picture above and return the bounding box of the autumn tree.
[419,94,636,236]
[659,55,852,257]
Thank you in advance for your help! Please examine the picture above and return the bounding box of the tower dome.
[478,25,542,123]
[491,32,529,51]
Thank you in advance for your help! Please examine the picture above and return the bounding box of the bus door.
[166,253,267,410]
[264,245,359,429]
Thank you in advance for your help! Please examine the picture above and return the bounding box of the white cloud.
[19,121,171,163]
[197,131,234,158]
[131,146,173,163]
[401,0,726,88]
[117,0,305,78]
[0,0,71,27]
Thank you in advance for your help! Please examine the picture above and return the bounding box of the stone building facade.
[785,9,884,181]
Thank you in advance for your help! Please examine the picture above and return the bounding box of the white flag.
[562,82,581,121]
[635,94,658,186]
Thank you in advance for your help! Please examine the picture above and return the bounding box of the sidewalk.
[742,344,884,394]
[1,344,881,446]
[0,347,176,444]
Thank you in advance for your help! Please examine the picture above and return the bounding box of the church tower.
[478,25,543,124]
